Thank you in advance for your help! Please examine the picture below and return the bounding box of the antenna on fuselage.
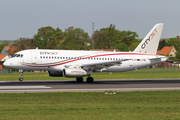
[36,47,38,50]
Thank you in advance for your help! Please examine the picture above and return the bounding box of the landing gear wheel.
[86,77,94,83]
[76,77,83,83]
[19,77,23,82]
[19,70,24,82]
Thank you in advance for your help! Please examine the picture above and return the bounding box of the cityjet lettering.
[40,52,58,55]
[141,36,150,49]
[141,28,158,49]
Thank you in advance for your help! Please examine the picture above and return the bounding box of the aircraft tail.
[133,23,164,55]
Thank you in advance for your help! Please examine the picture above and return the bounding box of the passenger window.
[21,54,23,58]
[40,56,42,59]
[46,56,48,59]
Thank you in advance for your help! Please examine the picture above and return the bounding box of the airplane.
[3,23,167,83]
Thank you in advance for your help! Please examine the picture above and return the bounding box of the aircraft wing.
[80,59,130,71]
[148,56,168,60]
[148,58,161,60]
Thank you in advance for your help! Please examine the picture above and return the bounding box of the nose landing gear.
[19,70,24,82]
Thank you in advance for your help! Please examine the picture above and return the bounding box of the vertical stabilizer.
[133,23,164,55]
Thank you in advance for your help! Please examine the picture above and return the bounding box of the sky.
[0,0,180,40]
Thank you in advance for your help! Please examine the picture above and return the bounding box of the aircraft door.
[31,51,37,64]
[19,54,23,62]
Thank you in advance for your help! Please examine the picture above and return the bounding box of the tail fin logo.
[150,28,157,39]
[141,28,158,49]
[141,36,150,49]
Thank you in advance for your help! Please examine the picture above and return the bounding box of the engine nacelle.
[48,71,63,77]
[63,68,93,77]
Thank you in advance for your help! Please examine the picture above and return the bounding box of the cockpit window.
[11,54,23,58]
[12,54,17,58]
[16,54,20,57]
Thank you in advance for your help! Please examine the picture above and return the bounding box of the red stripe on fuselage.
[21,52,155,67]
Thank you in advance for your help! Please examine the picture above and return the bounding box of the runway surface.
[0,79,180,93]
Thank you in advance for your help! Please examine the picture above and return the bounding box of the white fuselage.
[4,49,167,73]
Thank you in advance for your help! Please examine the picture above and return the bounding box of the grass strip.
[0,91,180,120]
[0,71,180,81]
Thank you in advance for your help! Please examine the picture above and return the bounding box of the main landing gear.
[76,77,83,83]
[76,77,94,83]
[86,77,94,83]
[19,70,24,82]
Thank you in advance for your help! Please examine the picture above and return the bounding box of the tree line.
[1,24,180,61]
[158,37,180,61]
[8,24,140,52]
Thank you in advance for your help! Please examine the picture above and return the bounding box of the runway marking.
[0,86,51,89]
[0,87,180,93]
[45,87,180,91]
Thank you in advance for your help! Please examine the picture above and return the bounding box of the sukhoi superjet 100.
[3,23,167,83]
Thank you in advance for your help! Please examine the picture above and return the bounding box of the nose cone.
[3,60,10,68]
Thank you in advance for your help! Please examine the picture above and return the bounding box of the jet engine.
[48,71,63,77]
[63,68,93,77]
